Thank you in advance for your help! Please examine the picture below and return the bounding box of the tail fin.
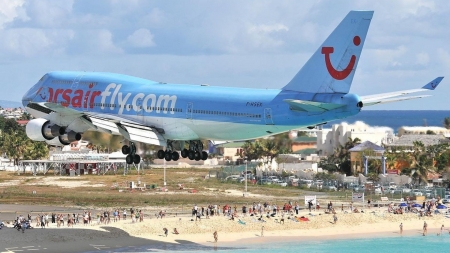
[282,11,373,93]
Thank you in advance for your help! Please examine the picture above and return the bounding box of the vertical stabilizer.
[282,11,373,93]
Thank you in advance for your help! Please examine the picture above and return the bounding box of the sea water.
[323,110,450,132]
[94,234,450,252]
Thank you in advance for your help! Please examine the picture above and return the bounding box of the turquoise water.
[98,234,450,252]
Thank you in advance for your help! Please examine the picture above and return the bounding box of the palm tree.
[444,117,450,129]
[409,141,435,185]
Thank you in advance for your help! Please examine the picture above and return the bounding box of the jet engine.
[59,131,82,145]
[26,118,65,141]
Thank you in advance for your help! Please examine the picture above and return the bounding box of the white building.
[316,121,394,156]
[398,126,450,137]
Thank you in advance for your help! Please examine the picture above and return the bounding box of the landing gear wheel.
[181,149,188,158]
[165,151,172,161]
[122,145,130,155]
[133,154,141,164]
[188,150,195,160]
[157,150,165,159]
[201,151,208,161]
[172,151,179,161]
[194,151,201,161]
[126,154,134,164]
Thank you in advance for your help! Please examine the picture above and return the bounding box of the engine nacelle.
[26,118,65,141]
[45,131,82,146]
[59,131,82,145]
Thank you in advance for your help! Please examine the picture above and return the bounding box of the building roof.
[292,148,317,155]
[386,134,450,147]
[215,141,246,148]
[292,136,317,143]
[349,141,384,152]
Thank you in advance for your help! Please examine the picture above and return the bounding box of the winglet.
[422,77,444,90]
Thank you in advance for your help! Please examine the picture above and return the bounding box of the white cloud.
[0,0,28,29]
[246,23,289,49]
[0,28,52,56]
[127,28,155,48]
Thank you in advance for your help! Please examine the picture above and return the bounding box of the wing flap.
[284,99,345,112]
[88,116,166,147]
[120,122,166,147]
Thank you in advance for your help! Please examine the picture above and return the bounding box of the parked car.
[260,179,272,185]
[402,187,411,193]
[326,185,337,191]
[412,189,423,196]
[442,199,450,204]
[226,175,240,181]
[374,187,382,194]
[277,181,288,187]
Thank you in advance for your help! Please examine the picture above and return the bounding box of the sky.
[0,0,449,110]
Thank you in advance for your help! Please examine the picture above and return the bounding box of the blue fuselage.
[22,71,361,141]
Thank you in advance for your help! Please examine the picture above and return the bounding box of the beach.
[1,205,447,253]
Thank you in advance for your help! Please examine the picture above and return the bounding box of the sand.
[1,207,447,253]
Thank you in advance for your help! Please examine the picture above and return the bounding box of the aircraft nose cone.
[22,82,42,107]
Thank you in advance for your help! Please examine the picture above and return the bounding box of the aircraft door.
[71,74,83,90]
[136,98,144,119]
[186,102,193,120]
[264,108,274,125]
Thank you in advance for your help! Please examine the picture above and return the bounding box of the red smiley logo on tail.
[321,36,360,80]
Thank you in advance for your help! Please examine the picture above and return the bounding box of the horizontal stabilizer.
[360,77,443,107]
[284,99,345,112]
[363,95,431,106]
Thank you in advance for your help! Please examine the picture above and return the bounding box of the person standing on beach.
[423,221,428,236]
[261,226,264,237]
[441,224,444,235]
[213,231,218,242]
[367,199,371,209]
[399,223,403,234]
[333,214,338,224]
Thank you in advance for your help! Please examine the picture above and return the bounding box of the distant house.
[384,134,450,150]
[348,141,385,174]
[214,142,245,161]
[291,136,316,153]
[16,120,29,126]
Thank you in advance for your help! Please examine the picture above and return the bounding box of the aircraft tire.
[188,150,195,160]
[181,149,188,158]
[194,151,201,161]
[133,154,141,164]
[157,150,165,159]
[201,151,208,160]
[126,154,134,164]
[164,152,172,161]
[172,151,179,161]
[122,145,130,155]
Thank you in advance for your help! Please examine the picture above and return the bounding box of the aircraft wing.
[284,99,345,112]
[360,77,443,107]
[81,116,167,147]
[30,102,166,147]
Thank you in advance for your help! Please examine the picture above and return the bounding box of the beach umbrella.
[399,203,407,207]
[437,204,448,209]
[412,203,422,208]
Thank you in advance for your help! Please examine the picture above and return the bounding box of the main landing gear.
[122,142,141,165]
[156,140,208,162]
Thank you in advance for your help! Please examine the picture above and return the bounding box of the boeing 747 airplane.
[22,11,443,164]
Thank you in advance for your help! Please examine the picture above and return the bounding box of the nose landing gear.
[122,142,141,165]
